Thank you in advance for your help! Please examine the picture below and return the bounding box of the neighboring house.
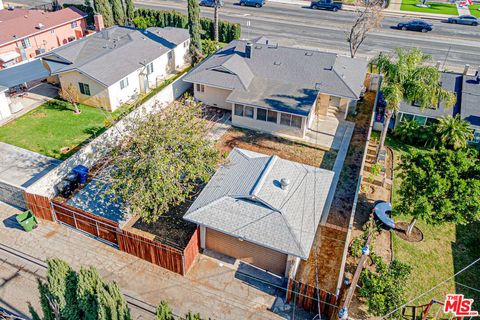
[0,85,11,120]
[0,7,88,68]
[184,37,368,140]
[389,70,480,143]
[183,148,335,276]
[42,26,190,112]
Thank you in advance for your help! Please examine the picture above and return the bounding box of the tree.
[213,0,223,42]
[107,99,219,223]
[94,0,114,27]
[394,119,421,145]
[30,258,131,320]
[398,148,480,235]
[436,115,473,150]
[59,83,81,114]
[346,0,383,58]
[110,0,125,25]
[359,255,411,317]
[155,301,174,320]
[202,39,219,57]
[187,0,203,64]
[124,0,134,25]
[372,48,456,154]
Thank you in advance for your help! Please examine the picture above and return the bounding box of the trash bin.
[73,165,89,184]
[16,210,38,232]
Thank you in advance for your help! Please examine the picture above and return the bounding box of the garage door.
[206,228,287,276]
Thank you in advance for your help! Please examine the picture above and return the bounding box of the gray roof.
[399,72,461,119]
[460,75,480,130]
[184,39,368,116]
[42,26,189,87]
[183,148,335,259]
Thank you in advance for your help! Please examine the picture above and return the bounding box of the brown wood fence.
[52,201,119,245]
[286,278,338,319]
[182,227,200,274]
[23,191,54,221]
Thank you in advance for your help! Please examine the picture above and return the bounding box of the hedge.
[63,3,95,25]
[133,8,241,42]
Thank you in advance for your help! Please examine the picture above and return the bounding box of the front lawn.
[0,99,108,160]
[400,0,458,15]
[388,136,480,309]
[470,4,480,17]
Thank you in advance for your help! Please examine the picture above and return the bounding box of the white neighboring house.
[42,26,190,112]
[0,85,12,120]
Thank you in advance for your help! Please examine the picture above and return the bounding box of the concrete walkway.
[0,203,288,320]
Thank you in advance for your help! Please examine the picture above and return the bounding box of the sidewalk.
[0,203,285,320]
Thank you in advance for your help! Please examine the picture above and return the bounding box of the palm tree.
[436,115,473,150]
[214,0,221,42]
[372,48,456,154]
[394,119,420,145]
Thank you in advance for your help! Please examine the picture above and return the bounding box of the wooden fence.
[286,278,338,319]
[23,191,54,221]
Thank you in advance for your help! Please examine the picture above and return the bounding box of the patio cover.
[0,59,51,88]
[0,51,20,62]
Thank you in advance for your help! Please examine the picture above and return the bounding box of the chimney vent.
[280,178,290,191]
[245,42,252,59]
[463,64,470,75]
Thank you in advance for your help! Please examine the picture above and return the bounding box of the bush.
[133,8,241,43]
[394,119,438,148]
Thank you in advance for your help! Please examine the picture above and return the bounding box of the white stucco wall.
[173,39,190,69]
[0,91,11,120]
[194,84,232,110]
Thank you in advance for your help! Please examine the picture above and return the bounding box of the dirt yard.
[216,127,337,170]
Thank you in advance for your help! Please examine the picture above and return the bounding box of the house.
[183,37,368,140]
[183,148,335,276]
[42,26,190,112]
[389,70,480,143]
[0,85,11,120]
[0,7,89,68]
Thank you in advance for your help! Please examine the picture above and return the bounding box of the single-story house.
[390,71,480,143]
[183,37,368,140]
[41,26,190,112]
[183,148,335,276]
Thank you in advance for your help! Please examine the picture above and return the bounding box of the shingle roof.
[399,72,461,119]
[43,26,189,86]
[460,75,480,130]
[183,39,368,116]
[183,148,335,259]
[0,7,87,46]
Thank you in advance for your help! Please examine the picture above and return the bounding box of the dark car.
[397,20,433,32]
[239,0,265,7]
[447,15,478,26]
[199,0,224,6]
[310,0,342,11]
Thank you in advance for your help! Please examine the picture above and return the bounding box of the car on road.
[239,0,265,7]
[447,15,478,26]
[199,0,224,7]
[397,20,433,32]
[310,0,342,11]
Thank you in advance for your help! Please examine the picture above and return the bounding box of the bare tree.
[59,83,81,114]
[346,0,384,58]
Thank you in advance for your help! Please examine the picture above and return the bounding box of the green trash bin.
[16,210,38,232]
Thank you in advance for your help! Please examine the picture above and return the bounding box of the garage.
[206,228,287,276]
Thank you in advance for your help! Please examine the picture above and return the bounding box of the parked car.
[239,0,265,7]
[200,0,224,7]
[310,0,342,11]
[447,15,478,26]
[397,20,433,32]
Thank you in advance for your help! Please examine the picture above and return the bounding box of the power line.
[381,257,480,319]
[454,282,480,294]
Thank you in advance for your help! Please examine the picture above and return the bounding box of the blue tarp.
[0,59,50,88]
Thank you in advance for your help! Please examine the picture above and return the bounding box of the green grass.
[400,0,458,15]
[470,4,480,17]
[0,99,108,160]
[388,136,480,309]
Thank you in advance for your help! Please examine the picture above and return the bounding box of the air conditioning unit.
[35,48,46,55]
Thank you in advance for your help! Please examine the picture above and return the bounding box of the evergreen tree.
[124,0,134,25]
[94,0,114,27]
[155,300,174,320]
[110,0,125,25]
[187,0,202,64]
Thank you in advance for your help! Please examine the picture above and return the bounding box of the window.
[50,29,55,34]
[280,113,291,126]
[245,106,254,118]
[401,113,414,122]
[414,115,427,126]
[120,77,129,90]
[425,117,438,126]
[79,82,91,96]
[267,110,278,123]
[71,21,78,28]
[196,84,204,93]
[291,115,302,128]
[234,104,244,116]
[21,38,31,49]
[184,40,189,48]
[168,51,173,60]
[473,130,480,144]
[256,108,267,121]
[146,62,154,75]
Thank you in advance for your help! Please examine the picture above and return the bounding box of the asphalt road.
[13,0,480,68]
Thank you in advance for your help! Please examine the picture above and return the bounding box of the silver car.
[447,15,478,26]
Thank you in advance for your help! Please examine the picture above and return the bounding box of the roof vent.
[305,51,313,56]
[273,61,281,66]
[36,23,45,29]
[245,42,252,59]
[280,178,290,191]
